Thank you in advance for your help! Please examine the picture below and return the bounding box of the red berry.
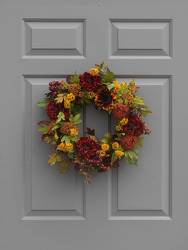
[49,86,55,91]
[53,92,57,96]
[49,82,54,86]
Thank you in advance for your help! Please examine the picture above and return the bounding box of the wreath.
[36,61,151,186]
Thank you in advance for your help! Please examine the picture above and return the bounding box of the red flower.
[123,114,144,137]
[112,104,129,120]
[120,135,137,150]
[76,137,99,159]
[94,87,117,111]
[79,72,101,91]
[46,100,69,121]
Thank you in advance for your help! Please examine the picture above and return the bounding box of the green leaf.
[56,112,65,123]
[72,113,81,123]
[97,106,102,112]
[70,136,78,142]
[90,136,98,142]
[52,123,62,131]
[112,153,118,163]
[38,124,49,135]
[35,97,52,108]
[101,138,109,143]
[132,148,139,156]
[124,151,138,166]
[105,133,112,139]
[78,170,84,176]
[107,83,115,90]
[128,150,133,159]
[133,97,144,105]
[124,99,128,105]
[101,70,115,84]
[116,98,124,104]
[136,137,144,147]
[61,135,70,144]
[69,113,82,125]
[81,94,90,104]
[71,104,84,116]
[54,131,58,140]
[68,152,75,159]
[70,71,80,84]
[62,81,70,89]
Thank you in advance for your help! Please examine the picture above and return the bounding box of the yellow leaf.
[51,141,56,149]
[44,136,53,143]
[55,94,66,104]
[95,61,104,70]
[59,161,69,173]
[56,155,61,162]
[48,153,62,167]
[90,135,98,143]
[74,155,81,163]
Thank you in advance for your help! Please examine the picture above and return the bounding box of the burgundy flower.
[79,72,101,91]
[76,137,99,159]
[123,114,144,137]
[46,100,69,121]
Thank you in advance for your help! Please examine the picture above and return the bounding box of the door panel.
[1,0,188,249]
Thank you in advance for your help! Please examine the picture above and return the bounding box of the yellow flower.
[67,93,75,101]
[70,128,78,136]
[59,142,65,151]
[64,99,71,109]
[88,91,95,99]
[115,150,124,158]
[112,142,119,150]
[101,143,109,151]
[100,150,106,157]
[90,68,98,76]
[113,81,121,92]
[65,143,73,152]
[120,118,128,126]
[116,125,122,131]
[121,82,128,88]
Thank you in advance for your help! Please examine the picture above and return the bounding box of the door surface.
[1,0,188,249]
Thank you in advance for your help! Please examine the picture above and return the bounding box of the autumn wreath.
[36,62,151,186]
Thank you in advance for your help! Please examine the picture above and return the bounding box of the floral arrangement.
[36,62,151,186]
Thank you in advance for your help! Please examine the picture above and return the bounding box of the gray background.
[0,0,187,249]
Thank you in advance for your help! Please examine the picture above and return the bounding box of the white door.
[1,0,188,249]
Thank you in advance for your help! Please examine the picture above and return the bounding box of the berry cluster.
[48,81,65,97]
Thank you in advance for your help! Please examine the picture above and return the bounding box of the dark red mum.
[123,114,144,137]
[79,72,101,91]
[76,137,99,159]
[46,100,69,121]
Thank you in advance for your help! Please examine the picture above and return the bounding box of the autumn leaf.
[44,136,53,143]
[59,161,69,173]
[95,61,104,70]
[51,141,56,149]
[90,135,98,142]
[38,124,50,135]
[74,155,81,163]
[55,94,66,104]
[86,127,95,136]
[48,154,61,167]
[37,120,50,127]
